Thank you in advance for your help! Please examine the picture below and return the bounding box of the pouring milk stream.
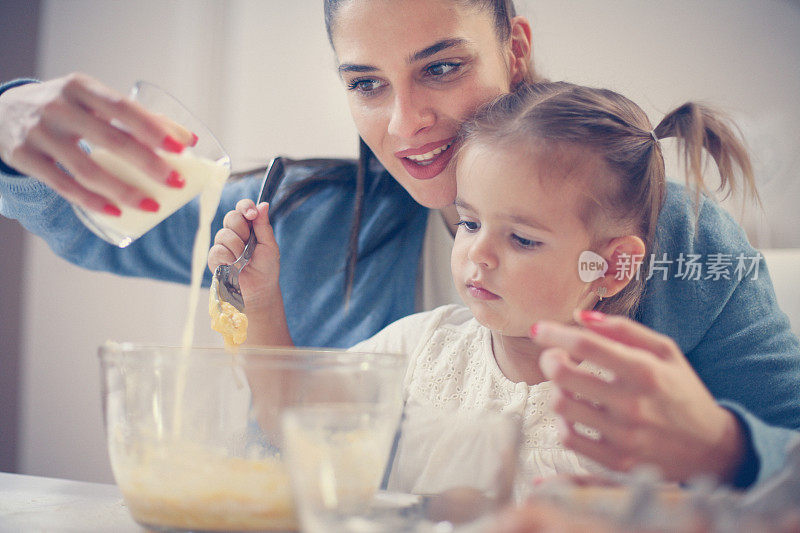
[81,95,236,434]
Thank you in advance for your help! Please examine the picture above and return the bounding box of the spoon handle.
[234,224,256,274]
[232,156,285,275]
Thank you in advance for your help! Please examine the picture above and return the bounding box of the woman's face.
[330,0,529,208]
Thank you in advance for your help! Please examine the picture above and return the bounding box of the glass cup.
[281,404,403,533]
[386,405,523,527]
[282,403,522,533]
[73,81,231,247]
[98,343,406,532]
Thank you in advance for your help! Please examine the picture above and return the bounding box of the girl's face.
[330,0,527,209]
[451,143,597,337]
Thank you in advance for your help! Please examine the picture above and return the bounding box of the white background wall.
[7,0,800,483]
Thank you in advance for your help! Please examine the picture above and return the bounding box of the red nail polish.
[162,135,184,153]
[529,324,539,337]
[579,310,606,323]
[166,170,185,188]
[139,197,160,212]
[189,132,198,147]
[103,204,122,217]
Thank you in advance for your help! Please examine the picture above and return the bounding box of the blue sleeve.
[0,167,263,286]
[638,181,800,487]
[719,400,797,488]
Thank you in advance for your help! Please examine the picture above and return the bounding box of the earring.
[596,286,608,301]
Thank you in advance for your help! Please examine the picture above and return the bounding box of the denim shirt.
[1,79,798,488]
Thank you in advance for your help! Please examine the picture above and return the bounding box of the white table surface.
[0,472,142,532]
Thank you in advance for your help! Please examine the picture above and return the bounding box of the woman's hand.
[531,311,747,484]
[0,73,195,214]
[208,199,291,345]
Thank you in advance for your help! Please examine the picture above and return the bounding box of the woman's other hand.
[208,199,282,319]
[531,311,747,484]
[0,73,195,214]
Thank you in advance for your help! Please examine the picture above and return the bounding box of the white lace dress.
[350,304,607,495]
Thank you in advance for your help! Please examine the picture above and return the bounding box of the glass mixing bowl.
[98,343,406,532]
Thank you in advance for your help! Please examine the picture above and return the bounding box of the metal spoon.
[211,156,285,313]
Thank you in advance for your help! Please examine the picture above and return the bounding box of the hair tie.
[650,130,659,143]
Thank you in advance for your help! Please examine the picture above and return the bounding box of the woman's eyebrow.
[407,38,469,63]
[338,38,470,74]
[338,63,377,74]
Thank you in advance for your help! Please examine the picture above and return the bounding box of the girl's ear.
[508,16,532,86]
[595,235,646,298]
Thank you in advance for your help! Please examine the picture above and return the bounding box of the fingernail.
[246,208,258,218]
[579,310,606,323]
[166,170,185,188]
[529,323,539,338]
[161,135,185,153]
[139,197,160,212]
[103,204,122,217]
[189,132,198,147]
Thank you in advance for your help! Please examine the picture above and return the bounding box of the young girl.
[213,80,758,488]
[356,81,759,490]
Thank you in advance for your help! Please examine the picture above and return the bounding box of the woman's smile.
[396,138,457,180]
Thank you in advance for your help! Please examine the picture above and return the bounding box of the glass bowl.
[98,343,406,532]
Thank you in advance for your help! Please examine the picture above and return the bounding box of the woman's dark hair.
[456,81,758,317]
[325,0,517,45]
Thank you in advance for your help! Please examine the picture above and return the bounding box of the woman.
[0,0,798,487]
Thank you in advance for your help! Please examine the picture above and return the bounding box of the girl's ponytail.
[653,103,759,217]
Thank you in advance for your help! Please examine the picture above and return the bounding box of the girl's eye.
[425,61,461,78]
[455,220,479,232]
[346,78,385,95]
[512,234,541,250]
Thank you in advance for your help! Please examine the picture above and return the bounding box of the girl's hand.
[208,199,281,318]
[531,311,747,484]
[0,73,195,214]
